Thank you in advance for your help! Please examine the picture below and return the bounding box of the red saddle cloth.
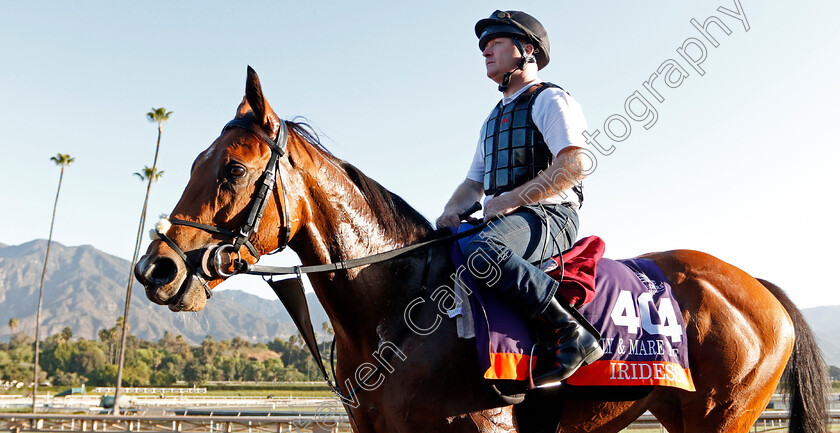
[548,235,605,307]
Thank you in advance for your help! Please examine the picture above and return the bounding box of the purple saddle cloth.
[448,238,694,390]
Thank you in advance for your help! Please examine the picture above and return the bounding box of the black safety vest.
[482,82,559,196]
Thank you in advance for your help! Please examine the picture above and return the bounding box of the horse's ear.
[244,66,281,139]
[235,96,250,119]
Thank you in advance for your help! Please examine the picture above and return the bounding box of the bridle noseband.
[153,117,292,298]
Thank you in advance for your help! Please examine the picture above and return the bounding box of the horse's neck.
[294,169,410,265]
[288,150,432,349]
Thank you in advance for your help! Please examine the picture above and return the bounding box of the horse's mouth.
[166,276,208,312]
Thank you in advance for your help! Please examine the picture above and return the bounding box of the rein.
[244,216,485,276]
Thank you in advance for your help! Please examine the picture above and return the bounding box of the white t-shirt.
[466,81,589,208]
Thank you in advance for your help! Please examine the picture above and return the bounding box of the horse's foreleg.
[466,407,518,432]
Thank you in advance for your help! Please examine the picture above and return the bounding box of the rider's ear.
[244,66,282,140]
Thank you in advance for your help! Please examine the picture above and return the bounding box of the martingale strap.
[265,273,340,394]
[265,273,384,406]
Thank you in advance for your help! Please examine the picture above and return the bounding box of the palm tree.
[114,107,171,415]
[8,318,18,334]
[33,153,74,413]
[133,166,164,183]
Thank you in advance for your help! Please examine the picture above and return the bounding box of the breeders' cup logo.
[633,271,666,294]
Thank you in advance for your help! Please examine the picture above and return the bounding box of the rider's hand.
[435,209,463,229]
[483,195,519,222]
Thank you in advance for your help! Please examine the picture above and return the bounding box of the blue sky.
[1,1,838,308]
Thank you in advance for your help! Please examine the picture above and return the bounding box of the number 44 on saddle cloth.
[449,234,696,391]
[569,256,695,391]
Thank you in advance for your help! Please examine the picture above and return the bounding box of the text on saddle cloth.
[568,258,695,391]
[448,233,695,391]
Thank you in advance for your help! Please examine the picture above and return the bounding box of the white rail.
[0,395,334,410]
[94,388,207,394]
[0,413,347,433]
[0,411,838,433]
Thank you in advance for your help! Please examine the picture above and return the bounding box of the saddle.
[448,234,695,393]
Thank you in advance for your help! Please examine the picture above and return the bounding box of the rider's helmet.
[475,10,550,70]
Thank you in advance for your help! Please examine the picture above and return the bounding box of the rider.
[436,10,603,385]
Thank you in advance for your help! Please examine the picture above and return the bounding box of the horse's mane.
[286,120,435,242]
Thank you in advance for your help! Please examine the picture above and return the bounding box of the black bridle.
[153,117,292,298]
[150,117,488,404]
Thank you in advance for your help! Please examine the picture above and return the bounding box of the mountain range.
[0,240,328,345]
[0,240,838,367]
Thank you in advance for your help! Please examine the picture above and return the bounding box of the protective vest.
[482,82,558,196]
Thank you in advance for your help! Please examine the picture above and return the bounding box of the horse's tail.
[758,278,829,433]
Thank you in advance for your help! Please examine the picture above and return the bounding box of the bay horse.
[134,67,829,433]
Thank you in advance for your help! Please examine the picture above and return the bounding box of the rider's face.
[482,37,521,83]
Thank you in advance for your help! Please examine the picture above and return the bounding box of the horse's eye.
[226,164,247,178]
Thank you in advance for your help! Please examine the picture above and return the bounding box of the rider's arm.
[484,87,589,221]
[483,147,586,221]
[436,179,484,229]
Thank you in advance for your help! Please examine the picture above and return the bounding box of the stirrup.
[529,331,604,388]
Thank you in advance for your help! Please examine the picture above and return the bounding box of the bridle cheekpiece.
[150,117,292,298]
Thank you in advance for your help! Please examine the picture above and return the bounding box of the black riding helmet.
[475,10,550,70]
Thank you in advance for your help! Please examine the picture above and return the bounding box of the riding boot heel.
[532,297,604,387]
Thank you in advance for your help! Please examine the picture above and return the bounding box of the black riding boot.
[532,297,604,387]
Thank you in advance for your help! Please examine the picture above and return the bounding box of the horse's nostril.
[149,256,178,285]
[135,254,183,305]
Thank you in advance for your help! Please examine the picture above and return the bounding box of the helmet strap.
[498,71,515,92]
[498,38,531,93]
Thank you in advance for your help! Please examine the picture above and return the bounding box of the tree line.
[1,320,333,388]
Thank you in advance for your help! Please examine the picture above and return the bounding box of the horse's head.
[134,67,307,312]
